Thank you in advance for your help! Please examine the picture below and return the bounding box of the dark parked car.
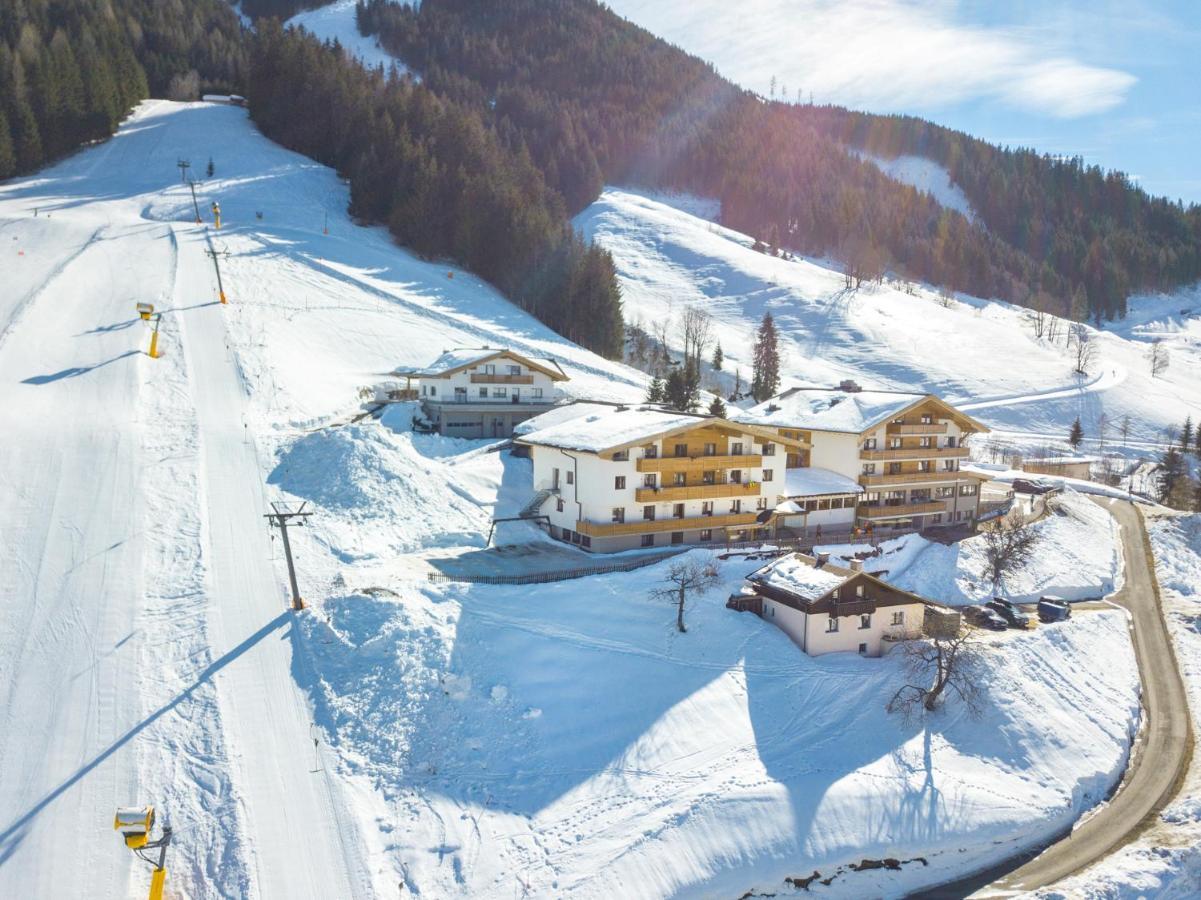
[1037,596,1072,623]
[964,605,1008,631]
[986,598,1031,628]
[1013,477,1057,495]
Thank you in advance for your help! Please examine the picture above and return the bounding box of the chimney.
[849,558,864,573]
[815,551,831,569]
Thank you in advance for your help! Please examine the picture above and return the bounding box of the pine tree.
[645,376,665,404]
[712,342,723,371]
[750,312,780,403]
[707,395,727,417]
[207,157,215,178]
[664,360,700,412]
[0,109,16,180]
[1158,446,1186,506]
[1181,416,1193,452]
[1068,417,1084,449]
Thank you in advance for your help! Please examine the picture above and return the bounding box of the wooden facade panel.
[634,482,761,503]
[469,374,534,384]
[575,512,760,537]
[634,453,766,473]
[859,500,947,519]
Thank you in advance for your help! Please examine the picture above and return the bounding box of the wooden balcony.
[636,453,765,474]
[831,599,875,617]
[634,481,761,503]
[887,422,949,435]
[470,373,533,384]
[859,501,946,520]
[574,512,760,538]
[861,446,969,462]
[860,470,964,486]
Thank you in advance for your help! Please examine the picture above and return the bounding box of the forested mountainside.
[357,0,1201,322]
[0,0,245,178]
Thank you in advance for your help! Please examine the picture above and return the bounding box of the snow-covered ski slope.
[0,99,642,900]
[577,188,1201,456]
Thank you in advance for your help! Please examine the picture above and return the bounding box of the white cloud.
[606,0,1135,118]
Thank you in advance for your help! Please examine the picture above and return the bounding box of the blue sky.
[605,0,1201,204]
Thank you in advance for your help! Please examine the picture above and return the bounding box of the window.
[674,443,688,458]
[643,505,655,521]
[730,441,743,455]
[918,461,932,472]
[829,498,843,509]
[508,365,521,375]
[673,503,685,519]
[889,437,902,449]
[532,388,544,399]
[612,449,628,461]
[641,534,655,547]
[479,387,488,397]
[859,614,872,630]
[492,388,507,398]
[862,463,876,475]
[429,385,437,396]
[581,535,591,548]
[643,444,658,459]
[731,470,742,484]
[945,436,956,448]
[921,414,933,424]
[702,470,716,485]
[943,460,958,471]
[756,497,768,510]
[699,529,712,541]
[936,486,955,499]
[891,611,905,626]
[556,498,564,512]
[804,500,818,512]
[762,469,774,482]
[858,642,868,654]
[888,462,902,474]
[817,499,830,511]
[855,584,865,597]
[614,476,626,490]
[643,474,657,488]
[611,507,625,523]
[919,437,932,448]
[960,483,978,496]
[420,385,427,396]
[863,438,877,450]
[671,532,684,545]
[485,364,495,374]
[826,616,839,633]
[566,471,574,485]
[702,501,714,516]
[730,499,742,513]
[762,443,775,456]
[673,472,686,486]
[704,442,717,456]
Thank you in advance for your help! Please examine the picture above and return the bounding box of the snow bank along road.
[927,499,1194,898]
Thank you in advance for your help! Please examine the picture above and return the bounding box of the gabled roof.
[512,402,615,437]
[781,467,864,498]
[734,387,988,436]
[513,405,808,455]
[396,348,568,381]
[748,552,941,610]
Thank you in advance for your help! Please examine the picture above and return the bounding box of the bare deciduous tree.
[887,629,985,720]
[1068,323,1097,375]
[980,509,1041,589]
[1148,338,1170,378]
[680,307,713,370]
[650,557,720,633]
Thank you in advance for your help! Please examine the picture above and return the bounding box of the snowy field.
[1046,512,1201,898]
[576,188,1201,464]
[287,0,414,75]
[0,99,1156,898]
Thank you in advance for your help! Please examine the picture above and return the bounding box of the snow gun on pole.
[113,806,173,900]
[205,234,229,304]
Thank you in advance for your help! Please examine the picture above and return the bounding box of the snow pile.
[888,493,1124,603]
[296,551,1139,898]
[1046,513,1201,898]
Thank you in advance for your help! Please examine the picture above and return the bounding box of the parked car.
[1037,596,1072,623]
[986,598,1031,628]
[964,605,1008,631]
[1013,477,1057,495]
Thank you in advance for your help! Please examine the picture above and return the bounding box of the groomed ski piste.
[0,99,1187,898]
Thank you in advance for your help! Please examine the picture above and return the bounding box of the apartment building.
[513,404,808,552]
[394,348,568,438]
[736,385,990,532]
[730,552,955,657]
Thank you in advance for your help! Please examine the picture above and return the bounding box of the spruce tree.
[645,376,665,404]
[207,157,215,178]
[1181,416,1193,452]
[712,342,723,371]
[707,395,727,417]
[750,312,780,403]
[1068,417,1084,449]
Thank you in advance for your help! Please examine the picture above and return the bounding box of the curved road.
[922,498,1193,898]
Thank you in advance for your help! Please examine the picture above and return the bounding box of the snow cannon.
[211,201,221,230]
[136,302,155,321]
[114,805,154,849]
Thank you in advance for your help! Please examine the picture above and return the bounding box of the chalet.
[513,404,808,552]
[732,552,957,656]
[735,385,990,535]
[394,348,568,438]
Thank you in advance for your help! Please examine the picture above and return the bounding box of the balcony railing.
[470,373,534,384]
[886,422,949,435]
[574,512,760,537]
[859,501,946,520]
[859,471,963,486]
[634,482,761,503]
[635,453,764,473]
[860,446,969,461]
[831,598,875,616]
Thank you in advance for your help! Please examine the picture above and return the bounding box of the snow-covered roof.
[1023,456,1102,466]
[781,466,864,498]
[399,348,567,380]
[515,405,708,453]
[752,555,849,601]
[734,387,926,434]
[512,402,615,437]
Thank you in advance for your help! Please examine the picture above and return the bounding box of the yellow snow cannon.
[114,805,154,849]
[136,302,155,321]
